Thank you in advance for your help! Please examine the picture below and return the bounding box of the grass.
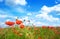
[0,26,60,39]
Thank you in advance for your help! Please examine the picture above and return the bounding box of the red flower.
[5,21,15,26]
[16,19,22,25]
[48,26,55,29]
[34,27,38,30]
[20,24,25,29]
[42,26,46,29]
[38,37,42,39]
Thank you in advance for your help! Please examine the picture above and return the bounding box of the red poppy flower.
[34,27,38,30]
[42,26,46,29]
[16,19,22,25]
[48,26,54,29]
[20,24,25,29]
[38,37,42,39]
[5,21,15,26]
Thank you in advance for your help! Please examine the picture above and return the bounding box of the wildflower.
[5,21,15,26]
[16,19,22,25]
[48,26,54,30]
[19,33,23,36]
[38,37,42,39]
[27,26,31,30]
[34,27,38,30]
[13,30,19,34]
[42,26,46,29]
[20,24,25,29]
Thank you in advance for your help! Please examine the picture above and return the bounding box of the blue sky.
[0,0,60,27]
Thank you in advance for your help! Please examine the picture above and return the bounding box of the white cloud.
[34,22,42,26]
[53,4,60,11]
[5,0,27,6]
[36,13,59,22]
[0,14,8,18]
[36,4,60,22]
[0,22,4,25]
[0,10,7,14]
[0,10,12,18]
[22,16,29,20]
[6,19,12,21]
[5,0,15,6]
[23,19,35,26]
[0,14,18,20]
[33,22,49,26]
[15,0,27,5]
[40,6,52,14]
[24,22,30,26]
[39,4,60,13]
[0,22,10,28]
[0,22,5,28]
[5,0,27,13]
[15,7,26,13]
[30,20,35,24]
[35,4,60,26]
[0,9,23,20]
[0,14,9,18]
[21,16,29,25]
[27,13,32,16]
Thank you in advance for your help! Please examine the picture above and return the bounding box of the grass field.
[0,26,60,39]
